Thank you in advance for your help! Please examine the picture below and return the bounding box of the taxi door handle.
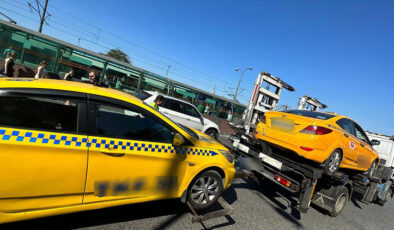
[344,133,349,138]
[99,150,125,157]
[186,118,191,121]
[360,143,364,147]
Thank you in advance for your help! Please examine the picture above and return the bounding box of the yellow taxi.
[255,110,380,176]
[0,78,235,224]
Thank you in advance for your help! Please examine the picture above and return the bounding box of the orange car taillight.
[300,125,332,135]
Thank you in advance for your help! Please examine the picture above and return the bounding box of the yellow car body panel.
[0,78,235,224]
[255,111,379,171]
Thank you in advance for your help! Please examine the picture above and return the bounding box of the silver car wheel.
[190,176,219,205]
[328,152,341,173]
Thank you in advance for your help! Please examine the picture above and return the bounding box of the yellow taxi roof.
[0,78,142,105]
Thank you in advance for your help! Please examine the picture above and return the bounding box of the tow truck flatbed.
[226,132,393,217]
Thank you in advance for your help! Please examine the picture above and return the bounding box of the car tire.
[366,160,377,178]
[329,187,349,217]
[187,170,224,210]
[323,150,342,176]
[258,141,273,155]
[205,129,218,139]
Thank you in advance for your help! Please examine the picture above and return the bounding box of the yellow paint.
[255,111,379,171]
[0,78,235,224]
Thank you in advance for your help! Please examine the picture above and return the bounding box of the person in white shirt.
[35,60,47,79]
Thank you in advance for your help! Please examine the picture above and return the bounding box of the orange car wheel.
[323,150,342,176]
[366,160,377,178]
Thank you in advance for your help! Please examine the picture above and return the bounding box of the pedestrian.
[3,52,17,77]
[2,46,16,59]
[227,111,233,121]
[150,95,164,111]
[204,104,210,115]
[89,70,100,86]
[35,60,47,79]
[198,102,205,113]
[64,69,73,81]
[115,77,123,90]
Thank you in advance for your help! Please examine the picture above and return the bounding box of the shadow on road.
[230,178,303,228]
[1,198,189,230]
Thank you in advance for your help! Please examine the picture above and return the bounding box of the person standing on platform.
[35,60,47,79]
[3,52,17,77]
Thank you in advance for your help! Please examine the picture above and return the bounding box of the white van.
[366,131,394,180]
[137,91,220,139]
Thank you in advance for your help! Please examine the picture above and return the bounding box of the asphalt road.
[3,137,394,230]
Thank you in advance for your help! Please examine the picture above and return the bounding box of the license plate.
[271,117,295,132]
[259,152,283,170]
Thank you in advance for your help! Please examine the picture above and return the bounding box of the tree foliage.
[106,49,131,64]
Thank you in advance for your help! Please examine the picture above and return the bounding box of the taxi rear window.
[283,110,335,120]
[0,96,78,132]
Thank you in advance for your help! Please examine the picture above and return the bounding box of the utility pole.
[212,83,216,94]
[29,0,51,33]
[234,67,253,101]
[165,65,171,95]
[165,65,171,78]
[38,0,48,33]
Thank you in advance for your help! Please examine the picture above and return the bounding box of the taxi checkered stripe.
[0,128,218,157]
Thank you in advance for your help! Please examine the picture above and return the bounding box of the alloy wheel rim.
[190,176,219,204]
[329,152,340,173]
[369,162,376,177]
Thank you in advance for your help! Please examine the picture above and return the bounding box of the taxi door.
[336,118,358,166]
[83,98,188,204]
[0,90,88,212]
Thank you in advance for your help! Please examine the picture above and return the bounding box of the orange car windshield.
[283,110,336,120]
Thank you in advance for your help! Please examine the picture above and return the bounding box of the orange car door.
[335,118,358,166]
[0,90,88,212]
[353,122,373,170]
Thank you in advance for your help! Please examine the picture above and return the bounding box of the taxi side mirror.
[371,139,380,146]
[173,133,185,146]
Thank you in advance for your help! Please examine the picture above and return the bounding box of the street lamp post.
[234,67,253,101]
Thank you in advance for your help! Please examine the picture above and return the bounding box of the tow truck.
[226,71,393,217]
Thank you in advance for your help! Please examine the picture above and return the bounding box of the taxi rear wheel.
[323,150,342,176]
[187,170,224,209]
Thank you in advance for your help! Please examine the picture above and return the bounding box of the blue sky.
[1,0,393,135]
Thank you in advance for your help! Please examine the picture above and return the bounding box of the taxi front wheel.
[187,170,224,209]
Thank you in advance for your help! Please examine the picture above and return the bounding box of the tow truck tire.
[323,150,342,176]
[329,187,349,217]
[187,170,224,210]
[377,190,392,206]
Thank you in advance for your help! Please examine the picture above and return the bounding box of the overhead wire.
[1,0,232,95]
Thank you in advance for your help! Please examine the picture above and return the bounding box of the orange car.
[255,110,380,176]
